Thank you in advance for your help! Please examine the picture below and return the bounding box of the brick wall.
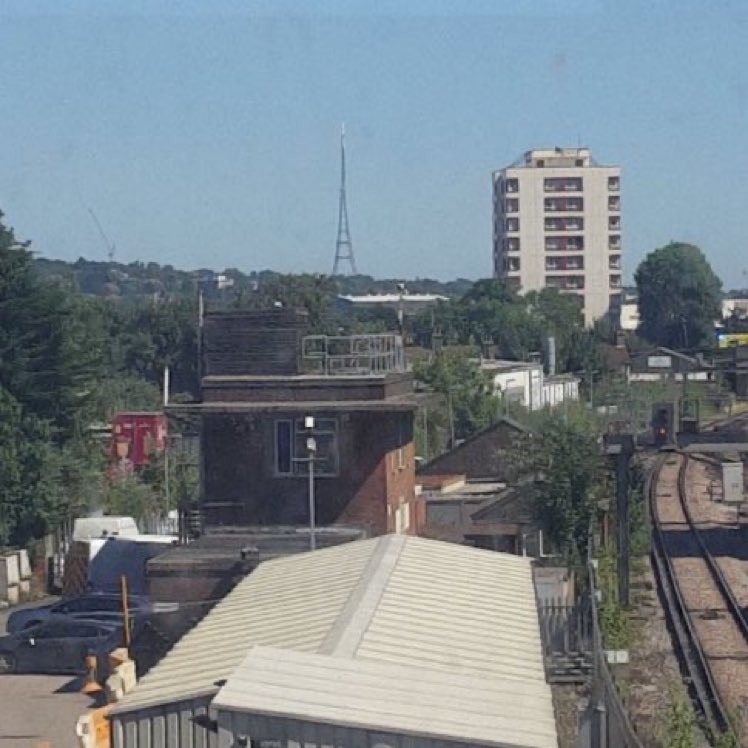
[202,409,417,536]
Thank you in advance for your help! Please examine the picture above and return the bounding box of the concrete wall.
[493,149,621,325]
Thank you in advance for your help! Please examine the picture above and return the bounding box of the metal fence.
[538,597,593,683]
[302,334,405,375]
[584,559,645,748]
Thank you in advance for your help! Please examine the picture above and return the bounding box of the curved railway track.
[650,451,748,741]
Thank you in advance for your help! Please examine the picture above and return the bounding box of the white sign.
[647,355,672,369]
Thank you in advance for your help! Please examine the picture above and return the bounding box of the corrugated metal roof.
[114,535,556,746]
[215,646,557,748]
[112,537,378,713]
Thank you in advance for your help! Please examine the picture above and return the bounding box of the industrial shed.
[110,535,557,748]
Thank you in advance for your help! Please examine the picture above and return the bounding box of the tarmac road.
[0,600,95,748]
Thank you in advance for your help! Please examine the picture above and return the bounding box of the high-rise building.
[492,148,621,326]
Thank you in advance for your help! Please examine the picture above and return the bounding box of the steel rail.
[649,453,734,736]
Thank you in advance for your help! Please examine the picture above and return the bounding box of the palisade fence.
[538,595,593,683]
[536,561,644,747]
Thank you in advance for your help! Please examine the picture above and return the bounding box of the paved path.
[0,600,94,748]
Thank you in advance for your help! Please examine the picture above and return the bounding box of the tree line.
[0,201,728,551]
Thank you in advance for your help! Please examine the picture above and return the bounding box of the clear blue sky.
[1,0,746,284]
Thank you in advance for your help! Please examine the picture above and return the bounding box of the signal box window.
[274,418,339,477]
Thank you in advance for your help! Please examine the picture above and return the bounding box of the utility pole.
[332,123,357,275]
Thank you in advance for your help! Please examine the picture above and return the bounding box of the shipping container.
[112,412,167,468]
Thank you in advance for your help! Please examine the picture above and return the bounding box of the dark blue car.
[6,593,149,634]
[0,616,123,675]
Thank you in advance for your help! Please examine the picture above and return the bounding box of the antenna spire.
[332,123,357,275]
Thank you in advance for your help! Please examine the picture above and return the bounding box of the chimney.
[546,336,556,377]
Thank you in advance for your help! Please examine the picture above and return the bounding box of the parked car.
[0,616,123,676]
[6,593,150,634]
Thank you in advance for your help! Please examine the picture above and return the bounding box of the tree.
[635,242,722,349]
[0,387,61,547]
[515,406,606,560]
[413,352,500,444]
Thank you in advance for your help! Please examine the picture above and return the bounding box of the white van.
[72,516,140,542]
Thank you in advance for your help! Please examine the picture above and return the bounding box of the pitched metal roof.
[113,535,556,746]
[215,646,557,748]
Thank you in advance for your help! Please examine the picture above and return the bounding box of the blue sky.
[0,0,746,284]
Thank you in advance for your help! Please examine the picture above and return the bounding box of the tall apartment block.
[492,148,622,326]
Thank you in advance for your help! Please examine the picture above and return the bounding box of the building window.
[505,256,520,272]
[505,217,519,232]
[544,177,582,192]
[546,236,584,252]
[609,216,621,230]
[505,198,519,213]
[546,275,585,290]
[504,237,520,252]
[608,176,620,191]
[274,418,340,477]
[505,178,519,193]
[544,197,583,212]
[609,255,621,270]
[609,234,621,250]
[609,275,622,289]
[608,196,620,211]
[545,256,584,271]
[545,217,584,231]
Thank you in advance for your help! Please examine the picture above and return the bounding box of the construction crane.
[88,208,116,262]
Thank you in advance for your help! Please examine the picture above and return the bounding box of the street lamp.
[305,416,317,551]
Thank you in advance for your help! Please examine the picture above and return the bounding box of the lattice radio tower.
[332,123,357,275]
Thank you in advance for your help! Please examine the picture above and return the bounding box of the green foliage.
[0,387,60,547]
[515,406,606,560]
[635,242,722,349]
[102,472,157,522]
[413,352,500,444]
[414,279,599,376]
[597,545,631,649]
[660,684,698,748]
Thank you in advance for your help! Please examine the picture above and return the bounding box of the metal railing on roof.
[302,334,405,376]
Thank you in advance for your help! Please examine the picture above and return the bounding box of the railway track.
[650,451,748,742]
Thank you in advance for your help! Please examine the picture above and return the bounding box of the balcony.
[544,177,583,193]
[505,178,519,193]
[609,275,622,290]
[546,275,585,291]
[545,217,584,232]
[505,198,519,213]
[504,257,520,273]
[546,236,584,252]
[303,334,405,376]
[609,216,621,230]
[609,255,621,270]
[504,237,520,252]
[546,257,584,271]
[609,234,621,250]
[545,197,584,212]
[505,218,520,233]
[608,196,620,212]
[608,176,620,191]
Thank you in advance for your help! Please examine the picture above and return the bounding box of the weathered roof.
[215,646,557,748]
[113,535,555,746]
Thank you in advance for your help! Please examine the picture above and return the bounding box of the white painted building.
[542,374,580,407]
[493,148,622,326]
[478,359,579,411]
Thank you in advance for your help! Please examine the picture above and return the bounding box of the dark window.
[275,418,339,477]
[275,420,292,474]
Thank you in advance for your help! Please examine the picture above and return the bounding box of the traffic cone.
[81,653,103,695]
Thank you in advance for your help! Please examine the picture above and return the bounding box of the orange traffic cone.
[81,653,103,695]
